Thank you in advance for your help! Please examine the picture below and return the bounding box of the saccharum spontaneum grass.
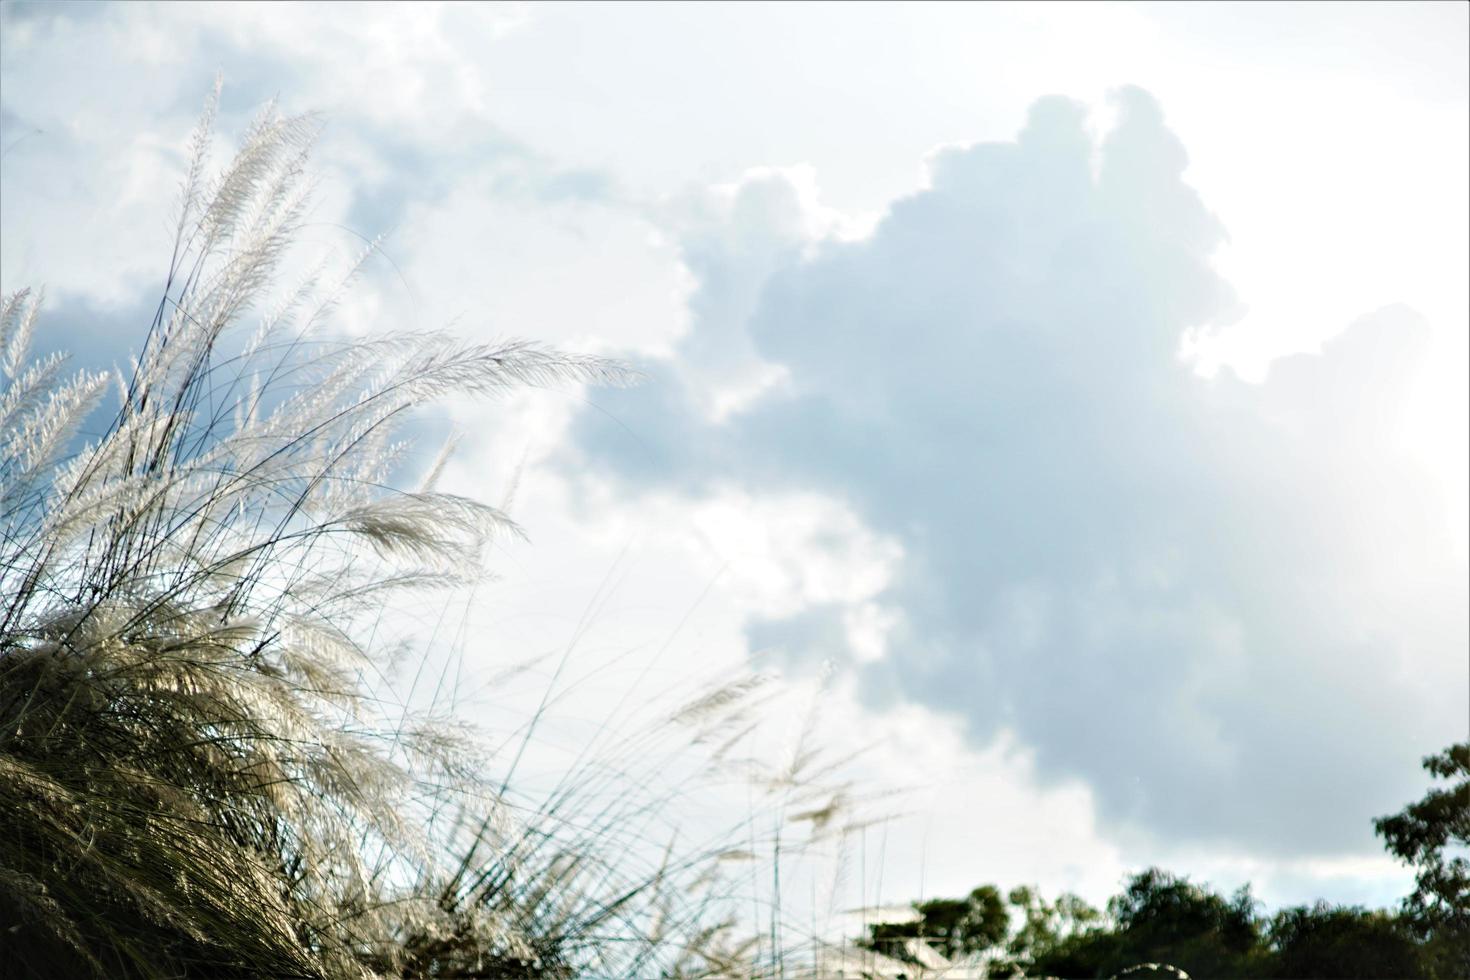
[0,82,854,979]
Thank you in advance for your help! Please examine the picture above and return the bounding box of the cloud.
[0,1,590,310]
[566,88,1468,858]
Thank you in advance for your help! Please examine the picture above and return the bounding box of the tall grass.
[0,83,857,978]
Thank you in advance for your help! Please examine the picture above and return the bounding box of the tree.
[1374,742,1470,979]
[1268,902,1425,979]
[1027,869,1265,979]
[987,885,1103,977]
[866,884,1009,962]
[925,885,1011,957]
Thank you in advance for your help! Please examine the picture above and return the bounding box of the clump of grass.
[0,82,857,979]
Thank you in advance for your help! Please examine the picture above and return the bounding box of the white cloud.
[789,682,1131,918]
[347,181,693,355]
[566,89,1467,868]
[686,488,903,621]
[0,1,532,307]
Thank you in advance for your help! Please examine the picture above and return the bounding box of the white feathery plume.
[1,82,854,980]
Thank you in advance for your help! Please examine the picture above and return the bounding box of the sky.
[1,0,1466,921]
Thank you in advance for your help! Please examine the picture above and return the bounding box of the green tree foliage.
[1267,902,1426,979]
[866,884,1009,961]
[860,753,1466,979]
[1025,869,1265,979]
[988,885,1102,977]
[1374,741,1470,978]
[872,867,1449,978]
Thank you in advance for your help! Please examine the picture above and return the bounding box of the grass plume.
[0,83,855,979]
